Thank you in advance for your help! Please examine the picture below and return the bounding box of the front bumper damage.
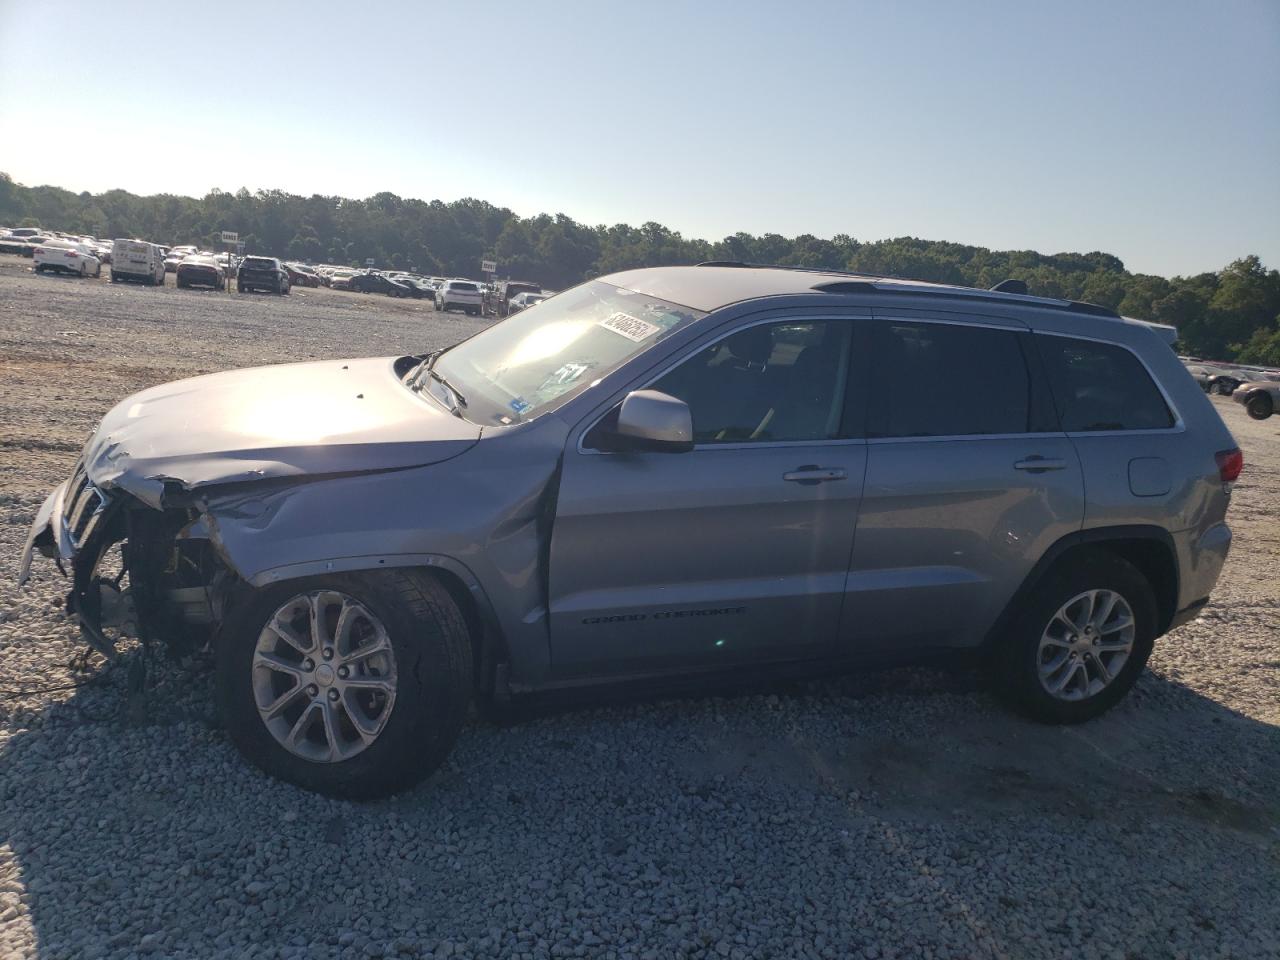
[20,463,136,658]
[19,461,223,660]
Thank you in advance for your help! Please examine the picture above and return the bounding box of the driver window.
[651,321,853,444]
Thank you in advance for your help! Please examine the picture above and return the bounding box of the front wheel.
[992,550,1156,724]
[216,571,472,798]
[1246,394,1273,420]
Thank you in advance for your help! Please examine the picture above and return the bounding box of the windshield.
[430,280,705,425]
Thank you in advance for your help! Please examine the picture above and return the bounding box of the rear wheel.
[217,571,472,798]
[993,550,1156,724]
[1246,393,1273,420]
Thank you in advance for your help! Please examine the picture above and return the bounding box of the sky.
[1,0,1277,277]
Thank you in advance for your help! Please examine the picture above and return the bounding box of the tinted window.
[1037,336,1174,431]
[651,321,853,443]
[867,321,1033,438]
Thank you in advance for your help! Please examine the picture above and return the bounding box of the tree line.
[2,172,1277,364]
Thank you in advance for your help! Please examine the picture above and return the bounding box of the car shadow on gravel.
[0,653,1277,957]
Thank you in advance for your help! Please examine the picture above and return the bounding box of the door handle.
[783,466,848,485]
[1013,456,1067,472]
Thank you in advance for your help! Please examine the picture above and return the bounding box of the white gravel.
[0,259,1277,960]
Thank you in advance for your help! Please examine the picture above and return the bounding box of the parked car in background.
[163,251,187,273]
[284,263,323,287]
[507,291,548,313]
[1184,363,1244,396]
[350,272,411,297]
[329,269,358,290]
[33,239,101,277]
[111,239,166,285]
[237,256,290,295]
[435,278,484,314]
[400,277,436,299]
[176,254,226,290]
[494,279,543,317]
[1233,378,1280,420]
[0,233,51,257]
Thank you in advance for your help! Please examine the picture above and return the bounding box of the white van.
[110,239,166,286]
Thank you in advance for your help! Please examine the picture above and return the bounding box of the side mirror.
[605,390,694,453]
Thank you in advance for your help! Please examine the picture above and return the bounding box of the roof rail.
[693,260,1121,319]
[695,260,882,281]
[990,278,1028,295]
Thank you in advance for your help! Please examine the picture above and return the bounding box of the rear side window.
[866,321,1035,437]
[1037,336,1174,432]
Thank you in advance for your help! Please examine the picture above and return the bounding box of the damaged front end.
[18,355,484,657]
[19,460,232,659]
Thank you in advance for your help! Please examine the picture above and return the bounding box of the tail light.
[33,247,43,255]
[64,250,79,258]
[1215,448,1243,483]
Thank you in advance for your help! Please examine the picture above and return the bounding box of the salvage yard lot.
[0,257,1277,959]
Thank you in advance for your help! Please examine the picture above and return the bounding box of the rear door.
[548,313,868,675]
[844,314,1085,652]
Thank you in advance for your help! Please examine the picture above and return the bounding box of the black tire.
[110,271,117,283]
[1246,393,1273,420]
[176,278,187,289]
[992,549,1156,724]
[216,570,472,799]
[34,264,44,274]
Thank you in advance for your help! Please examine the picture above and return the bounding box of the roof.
[603,263,1122,320]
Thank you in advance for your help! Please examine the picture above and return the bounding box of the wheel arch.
[987,525,1180,647]
[245,553,509,699]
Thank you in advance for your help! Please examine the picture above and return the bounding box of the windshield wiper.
[428,369,468,412]
[406,350,442,389]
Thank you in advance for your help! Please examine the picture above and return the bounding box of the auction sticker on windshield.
[599,312,661,343]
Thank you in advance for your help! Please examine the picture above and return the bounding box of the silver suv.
[435,279,484,315]
[19,265,1241,797]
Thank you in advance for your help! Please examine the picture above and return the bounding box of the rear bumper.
[113,267,157,281]
[1170,521,1232,631]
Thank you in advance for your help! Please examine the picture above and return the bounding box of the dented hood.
[84,356,480,507]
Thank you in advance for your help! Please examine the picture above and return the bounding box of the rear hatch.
[114,241,154,270]
[240,260,278,283]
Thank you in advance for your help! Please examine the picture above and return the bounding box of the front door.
[844,316,1085,651]
[548,316,866,676]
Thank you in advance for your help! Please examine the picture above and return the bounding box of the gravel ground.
[0,257,1277,960]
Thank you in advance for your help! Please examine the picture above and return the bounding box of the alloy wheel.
[252,591,397,762]
[1036,589,1135,701]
